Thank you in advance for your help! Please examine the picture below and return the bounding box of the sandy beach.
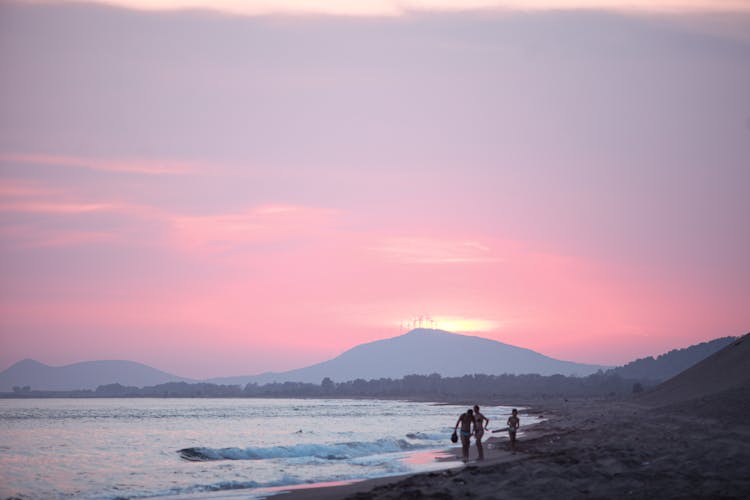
[269,396,748,499]
[274,336,750,499]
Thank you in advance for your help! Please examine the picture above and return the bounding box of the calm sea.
[0,398,536,499]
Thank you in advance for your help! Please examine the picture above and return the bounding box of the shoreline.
[263,402,551,500]
[267,437,530,500]
[262,395,750,499]
[160,400,548,500]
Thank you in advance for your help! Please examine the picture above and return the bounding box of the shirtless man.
[454,408,475,462]
[473,405,489,460]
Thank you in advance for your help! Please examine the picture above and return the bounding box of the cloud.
[0,200,118,214]
[0,178,164,247]
[0,224,117,248]
[0,174,340,252]
[371,236,501,264]
[0,153,194,175]
[0,177,158,217]
[0,178,120,216]
[0,180,59,199]
[34,0,750,16]
[168,204,339,253]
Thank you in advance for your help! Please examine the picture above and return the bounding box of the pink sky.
[0,1,748,378]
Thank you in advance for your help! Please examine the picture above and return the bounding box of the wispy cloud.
[0,181,59,199]
[0,176,339,252]
[0,224,118,248]
[0,179,137,216]
[0,179,162,247]
[41,0,750,16]
[0,153,194,175]
[169,204,339,252]
[372,236,500,264]
[0,200,119,214]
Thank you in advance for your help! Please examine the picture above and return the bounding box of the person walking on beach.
[454,408,475,462]
[507,408,520,453]
[473,405,489,461]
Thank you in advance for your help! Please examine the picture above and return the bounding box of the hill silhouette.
[0,359,193,391]
[636,333,750,420]
[209,328,608,385]
[610,336,736,381]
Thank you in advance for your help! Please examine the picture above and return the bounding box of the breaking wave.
[178,438,423,462]
[405,432,446,440]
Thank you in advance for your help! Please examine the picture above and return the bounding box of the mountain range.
[0,328,738,391]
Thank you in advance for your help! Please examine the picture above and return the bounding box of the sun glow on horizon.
[398,316,502,333]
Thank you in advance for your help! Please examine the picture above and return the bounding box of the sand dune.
[636,333,750,415]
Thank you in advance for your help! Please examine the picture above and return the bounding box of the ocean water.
[0,398,537,499]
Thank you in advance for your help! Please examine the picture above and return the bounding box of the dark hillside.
[610,336,736,381]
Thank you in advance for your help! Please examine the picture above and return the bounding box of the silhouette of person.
[454,408,475,462]
[507,408,520,452]
[473,404,489,460]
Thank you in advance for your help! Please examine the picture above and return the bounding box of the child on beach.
[491,408,520,452]
[507,408,520,452]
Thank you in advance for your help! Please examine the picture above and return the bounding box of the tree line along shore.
[2,370,655,399]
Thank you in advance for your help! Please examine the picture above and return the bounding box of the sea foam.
[178,438,421,461]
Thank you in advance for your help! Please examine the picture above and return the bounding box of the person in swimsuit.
[454,408,475,462]
[507,408,520,453]
[473,405,489,460]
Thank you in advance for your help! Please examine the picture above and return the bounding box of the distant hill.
[636,334,750,417]
[3,331,739,393]
[610,336,737,382]
[208,328,609,386]
[0,359,194,391]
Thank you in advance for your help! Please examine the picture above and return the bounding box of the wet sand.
[272,395,750,499]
